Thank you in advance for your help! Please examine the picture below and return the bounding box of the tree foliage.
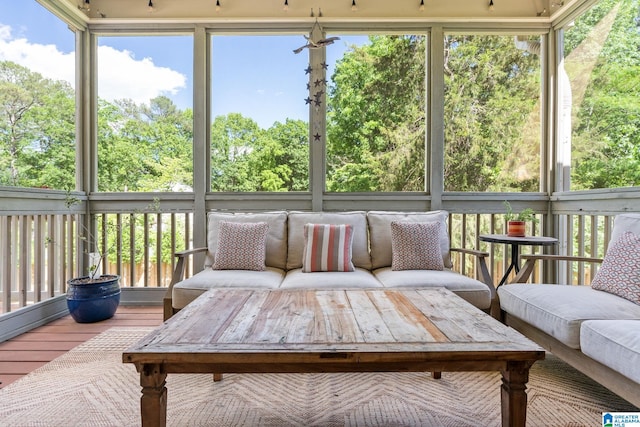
[327,35,426,192]
[568,0,640,189]
[1,0,639,194]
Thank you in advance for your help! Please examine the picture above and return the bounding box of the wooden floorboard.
[0,305,163,389]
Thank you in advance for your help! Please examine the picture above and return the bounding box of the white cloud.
[0,24,186,106]
[96,45,186,105]
[0,24,75,86]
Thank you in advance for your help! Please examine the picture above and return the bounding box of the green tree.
[443,35,541,192]
[0,61,75,188]
[327,35,426,192]
[251,119,309,191]
[569,0,640,189]
[210,113,262,191]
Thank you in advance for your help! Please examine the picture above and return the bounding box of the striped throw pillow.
[302,223,355,272]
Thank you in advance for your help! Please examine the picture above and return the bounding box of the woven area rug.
[0,327,637,427]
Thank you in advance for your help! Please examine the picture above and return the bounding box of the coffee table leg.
[500,362,531,427]
[140,363,168,427]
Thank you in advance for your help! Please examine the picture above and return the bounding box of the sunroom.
[0,0,639,422]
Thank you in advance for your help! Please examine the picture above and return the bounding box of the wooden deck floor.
[0,305,163,389]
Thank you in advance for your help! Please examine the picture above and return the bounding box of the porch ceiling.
[57,0,579,23]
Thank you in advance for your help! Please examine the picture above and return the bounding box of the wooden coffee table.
[123,288,544,427]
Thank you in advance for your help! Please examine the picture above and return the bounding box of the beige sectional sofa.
[164,210,495,320]
[498,213,640,408]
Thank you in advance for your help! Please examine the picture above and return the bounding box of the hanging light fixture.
[489,0,494,11]
[351,0,357,12]
[419,0,425,12]
[215,0,221,12]
[284,0,289,11]
[78,0,90,12]
[148,0,154,12]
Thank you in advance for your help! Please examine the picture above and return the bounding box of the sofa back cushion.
[367,210,452,270]
[610,213,640,244]
[206,211,288,270]
[287,211,371,270]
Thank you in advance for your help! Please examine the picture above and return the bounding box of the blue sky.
[0,1,366,129]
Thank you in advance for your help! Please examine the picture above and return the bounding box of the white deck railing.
[1,189,636,315]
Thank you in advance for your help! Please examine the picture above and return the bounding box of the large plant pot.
[507,220,526,237]
[66,275,121,323]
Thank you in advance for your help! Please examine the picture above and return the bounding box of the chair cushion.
[390,221,444,271]
[287,212,371,270]
[302,223,354,272]
[367,211,452,269]
[374,267,491,309]
[498,284,640,349]
[172,267,285,309]
[280,268,382,289]
[591,231,640,305]
[581,320,640,384]
[212,221,269,271]
[206,211,288,270]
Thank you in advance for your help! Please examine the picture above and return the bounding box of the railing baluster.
[1,216,11,313]
[34,215,43,303]
[116,214,123,280]
[129,213,136,287]
[19,215,29,308]
[156,213,162,287]
[143,213,149,288]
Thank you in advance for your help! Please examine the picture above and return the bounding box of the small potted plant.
[503,201,538,237]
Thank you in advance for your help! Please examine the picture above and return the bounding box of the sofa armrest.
[512,254,604,284]
[163,247,209,320]
[450,247,494,294]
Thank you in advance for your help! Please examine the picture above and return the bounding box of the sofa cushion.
[591,231,640,305]
[287,212,371,270]
[373,267,491,309]
[610,213,640,244]
[498,284,640,349]
[368,211,452,270]
[302,223,354,272]
[280,268,382,289]
[212,221,269,271]
[580,320,640,384]
[391,221,444,271]
[207,211,288,270]
[172,267,285,309]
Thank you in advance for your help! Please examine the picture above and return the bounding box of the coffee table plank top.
[125,288,543,363]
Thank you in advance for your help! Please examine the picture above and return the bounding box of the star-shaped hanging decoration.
[314,98,322,107]
[314,90,325,99]
[314,78,326,87]
[305,97,313,105]
[307,82,311,90]
[314,133,322,141]
[305,65,313,74]
[321,62,329,70]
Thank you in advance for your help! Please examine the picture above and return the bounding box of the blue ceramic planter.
[66,275,121,323]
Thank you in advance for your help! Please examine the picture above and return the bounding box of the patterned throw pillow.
[302,223,355,272]
[212,221,269,271]
[591,231,640,305]
[390,221,445,271]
